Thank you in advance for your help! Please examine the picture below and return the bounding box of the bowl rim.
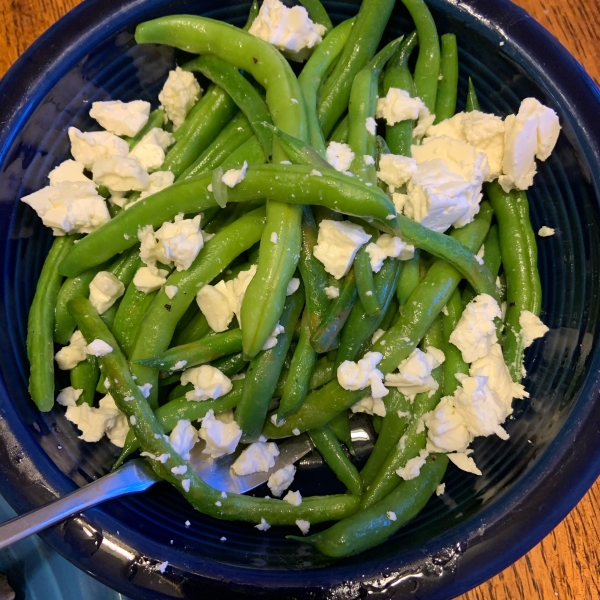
[1,0,600,598]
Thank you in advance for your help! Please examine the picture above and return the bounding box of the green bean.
[219,134,267,170]
[462,223,501,305]
[360,315,444,508]
[329,116,349,144]
[72,297,359,523]
[383,31,418,157]
[182,56,273,158]
[401,0,440,113]
[163,85,238,179]
[434,34,458,123]
[129,208,267,408]
[244,0,259,30]
[262,203,492,438]
[336,258,402,366]
[329,411,355,455]
[123,109,166,149]
[360,388,412,486]
[310,269,358,354]
[318,0,396,137]
[268,125,332,170]
[292,453,448,557]
[353,247,382,317]
[442,288,468,396]
[114,380,244,468]
[465,77,481,112]
[277,310,318,420]
[171,310,211,347]
[212,352,247,377]
[179,113,254,180]
[136,329,242,371]
[236,283,305,442]
[298,0,333,32]
[308,424,363,495]
[396,249,420,305]
[298,207,330,336]
[486,182,539,380]
[69,355,99,406]
[27,236,76,412]
[379,295,399,332]
[299,19,354,156]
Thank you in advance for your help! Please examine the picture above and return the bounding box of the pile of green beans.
[24,0,547,560]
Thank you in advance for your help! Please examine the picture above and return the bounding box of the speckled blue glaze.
[0,0,599,598]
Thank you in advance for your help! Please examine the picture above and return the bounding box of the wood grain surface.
[1,0,600,599]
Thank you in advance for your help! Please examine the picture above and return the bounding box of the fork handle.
[0,459,157,549]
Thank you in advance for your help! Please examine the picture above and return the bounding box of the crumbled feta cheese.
[365,234,414,272]
[55,330,87,370]
[255,517,271,531]
[310,169,322,176]
[350,395,387,417]
[436,483,445,496]
[262,323,285,350]
[413,110,436,139]
[387,511,397,521]
[292,428,301,436]
[137,170,175,201]
[181,365,233,401]
[68,127,129,169]
[396,449,429,480]
[385,346,445,400]
[21,181,110,236]
[538,226,555,237]
[196,265,257,332]
[324,285,340,299]
[89,100,151,136]
[286,277,300,295]
[86,339,113,357]
[158,67,202,130]
[165,285,178,299]
[448,451,482,475]
[48,159,91,186]
[155,560,168,574]
[295,519,310,534]
[283,490,302,506]
[377,154,418,191]
[169,419,199,459]
[449,293,502,363]
[376,88,428,125]
[270,232,279,244]
[326,142,355,172]
[337,351,388,399]
[519,310,549,348]
[89,271,125,314]
[248,0,326,61]
[313,220,371,279]
[267,464,296,496]
[129,128,176,172]
[199,409,242,458]
[222,160,248,188]
[231,441,280,476]
[363,155,375,166]
[65,393,128,446]
[129,415,137,426]
[132,266,168,294]
[371,328,385,344]
[499,98,560,192]
[365,117,377,136]
[92,156,149,192]
[426,110,505,180]
[171,465,188,475]
[56,386,83,407]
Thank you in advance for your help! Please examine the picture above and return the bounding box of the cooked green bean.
[442,288,468,396]
[70,356,99,406]
[434,33,458,123]
[298,0,333,31]
[354,246,382,317]
[396,249,420,305]
[465,77,481,112]
[329,116,349,144]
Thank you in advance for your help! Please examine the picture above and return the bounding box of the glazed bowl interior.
[1,0,600,598]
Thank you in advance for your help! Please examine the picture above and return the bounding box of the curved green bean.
[434,33,458,123]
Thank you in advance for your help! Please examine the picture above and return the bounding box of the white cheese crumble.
[286,277,300,296]
[181,365,232,401]
[337,351,388,399]
[132,266,167,294]
[48,159,91,186]
[255,518,271,531]
[283,490,302,506]
[519,310,549,348]
[165,285,178,299]
[324,285,340,299]
[371,328,385,344]
[89,100,151,137]
[158,67,202,130]
[270,232,279,244]
[128,128,176,172]
[231,441,280,476]
[169,419,199,460]
[376,88,428,125]
[396,450,430,480]
[196,264,257,332]
[377,154,418,192]
[499,98,560,192]
[55,330,88,370]
[222,160,248,187]
[296,519,310,534]
[385,346,445,400]
[350,395,387,417]
[449,293,502,363]
[56,386,83,406]
[199,409,242,458]
[387,511,397,521]
[86,339,113,357]
[262,323,285,350]
[267,464,296,496]
[89,271,125,314]
[68,127,129,170]
[92,156,149,192]
[248,0,326,61]
[538,226,555,237]
[325,142,355,172]
[138,170,176,201]
[436,483,446,496]
[365,234,414,272]
[365,117,377,136]
[313,219,371,279]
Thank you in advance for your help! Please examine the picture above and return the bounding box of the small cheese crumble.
[255,517,271,531]
[538,226,555,237]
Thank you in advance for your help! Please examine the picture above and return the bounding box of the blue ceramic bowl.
[1,0,600,598]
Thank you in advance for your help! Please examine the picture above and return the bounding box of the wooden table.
[2,0,600,598]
